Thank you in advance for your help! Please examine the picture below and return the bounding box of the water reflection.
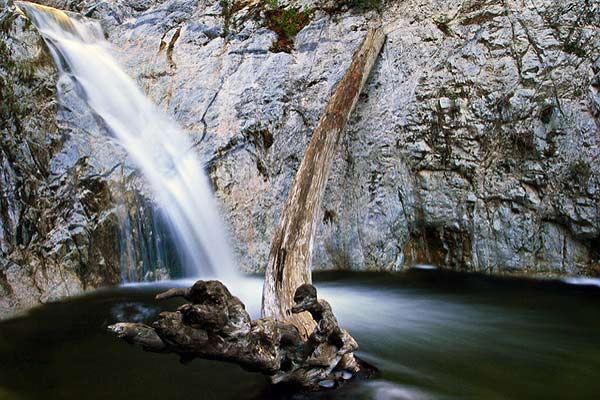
[366,381,433,400]
[111,302,158,323]
[1,269,599,400]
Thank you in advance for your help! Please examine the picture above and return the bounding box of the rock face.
[0,0,176,318]
[1,0,599,315]
[81,0,599,276]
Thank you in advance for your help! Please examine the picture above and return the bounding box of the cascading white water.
[17,2,237,280]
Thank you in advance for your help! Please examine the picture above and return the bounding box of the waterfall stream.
[16,2,237,280]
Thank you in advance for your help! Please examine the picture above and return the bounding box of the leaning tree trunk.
[262,28,386,337]
[108,27,386,390]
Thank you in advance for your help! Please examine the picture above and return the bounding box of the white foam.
[562,277,600,288]
[18,2,237,281]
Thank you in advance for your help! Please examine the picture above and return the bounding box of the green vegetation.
[263,0,278,8]
[231,0,380,53]
[220,0,247,38]
[264,2,312,53]
[338,0,381,10]
[220,0,234,38]
[268,7,311,38]
[0,11,16,33]
[219,0,229,9]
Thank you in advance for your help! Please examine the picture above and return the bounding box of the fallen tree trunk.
[108,27,385,390]
[262,27,386,335]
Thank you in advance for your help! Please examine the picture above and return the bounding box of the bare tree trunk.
[262,27,386,336]
[109,27,386,390]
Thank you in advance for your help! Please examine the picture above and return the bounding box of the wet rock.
[0,0,167,318]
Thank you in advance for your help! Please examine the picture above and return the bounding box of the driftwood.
[262,27,386,337]
[108,27,385,389]
[108,280,365,389]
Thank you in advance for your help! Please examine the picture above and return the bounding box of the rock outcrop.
[84,0,599,276]
[1,0,599,316]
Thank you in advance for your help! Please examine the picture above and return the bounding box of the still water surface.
[1,269,599,399]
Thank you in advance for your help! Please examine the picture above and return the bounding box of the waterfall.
[16,2,237,280]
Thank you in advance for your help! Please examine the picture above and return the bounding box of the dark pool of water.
[1,269,599,400]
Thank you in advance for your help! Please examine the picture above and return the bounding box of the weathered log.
[261,27,386,338]
[108,280,363,389]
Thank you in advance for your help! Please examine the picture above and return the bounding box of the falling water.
[16,2,237,280]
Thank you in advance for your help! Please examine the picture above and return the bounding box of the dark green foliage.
[263,0,278,8]
[269,7,311,38]
[220,0,247,38]
[220,0,233,37]
[264,3,312,52]
[338,0,381,10]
